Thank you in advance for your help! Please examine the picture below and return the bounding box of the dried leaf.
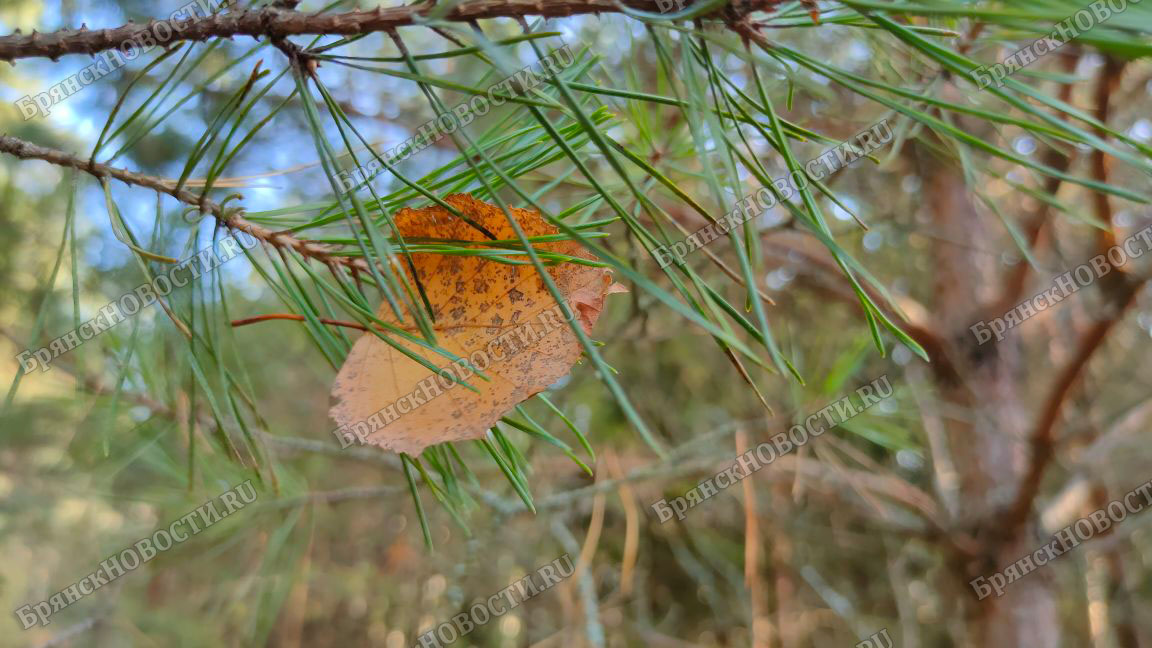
[329,194,624,455]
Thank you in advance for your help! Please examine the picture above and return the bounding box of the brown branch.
[1004,57,1142,529]
[1003,284,1142,529]
[1091,56,1126,253]
[0,1,779,63]
[0,134,369,273]
[231,313,373,331]
[230,312,534,333]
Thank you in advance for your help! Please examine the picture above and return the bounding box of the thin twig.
[0,134,370,273]
[231,313,374,331]
[551,519,606,648]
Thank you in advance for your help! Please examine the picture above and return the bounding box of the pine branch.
[1004,283,1143,530]
[0,0,781,63]
[1004,59,1146,531]
[0,134,369,273]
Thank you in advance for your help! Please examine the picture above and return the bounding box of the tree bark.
[918,145,1061,648]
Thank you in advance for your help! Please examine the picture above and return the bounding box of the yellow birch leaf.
[329,194,625,455]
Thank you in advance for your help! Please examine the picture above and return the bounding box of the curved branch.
[1004,57,1143,529]
[0,134,369,272]
[0,0,779,63]
[1003,284,1143,529]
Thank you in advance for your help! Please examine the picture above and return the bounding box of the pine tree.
[3,1,1151,645]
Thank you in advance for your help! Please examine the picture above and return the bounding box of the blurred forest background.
[2,0,1152,647]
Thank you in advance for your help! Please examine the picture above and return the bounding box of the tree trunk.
[919,146,1061,648]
